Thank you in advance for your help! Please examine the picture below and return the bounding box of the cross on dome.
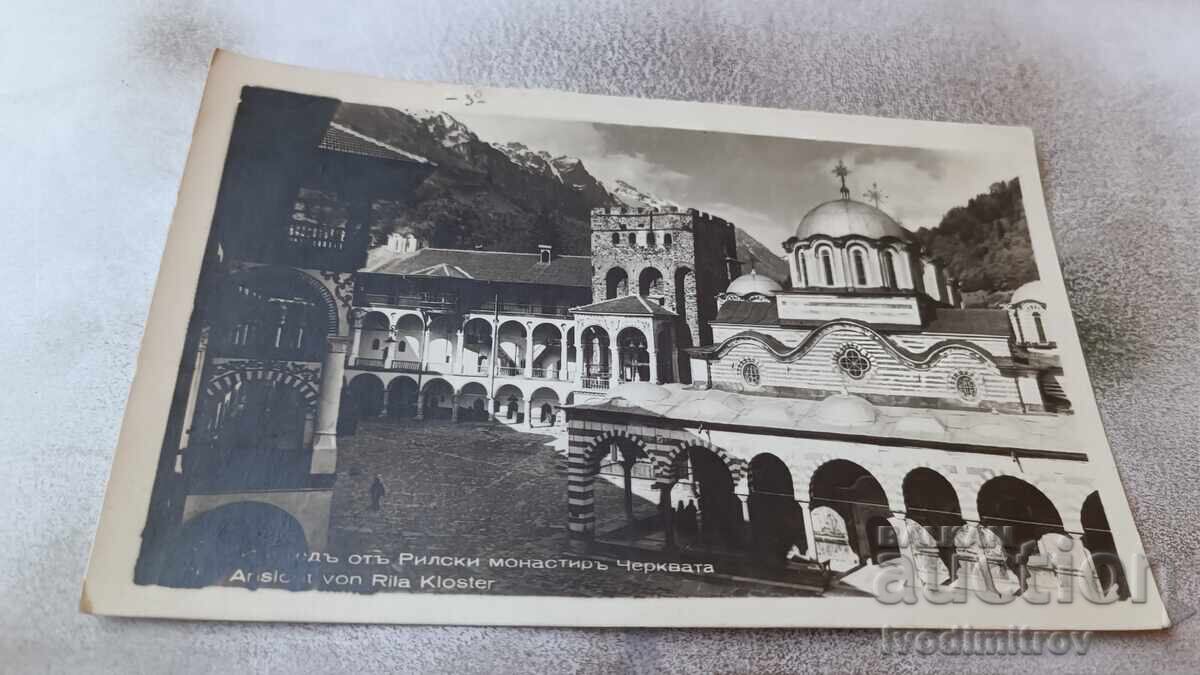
[832,160,851,200]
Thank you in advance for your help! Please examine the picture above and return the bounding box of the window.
[628,232,636,246]
[881,250,897,289]
[371,338,381,350]
[612,233,620,245]
[954,372,979,401]
[1033,312,1047,343]
[647,231,656,247]
[664,233,672,248]
[798,252,808,286]
[540,249,550,264]
[741,361,761,386]
[820,248,835,285]
[835,344,871,379]
[398,342,406,352]
[852,249,868,286]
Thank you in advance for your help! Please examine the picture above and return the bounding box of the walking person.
[369,474,386,511]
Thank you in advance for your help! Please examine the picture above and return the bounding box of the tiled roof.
[365,248,592,287]
[713,300,779,325]
[572,295,677,317]
[318,123,433,165]
[924,308,1012,336]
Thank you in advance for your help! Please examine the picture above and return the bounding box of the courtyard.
[327,418,815,597]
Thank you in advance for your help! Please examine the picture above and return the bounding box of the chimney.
[387,231,405,252]
[537,244,553,264]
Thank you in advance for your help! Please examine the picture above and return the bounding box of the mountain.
[331,103,788,281]
[913,178,1035,308]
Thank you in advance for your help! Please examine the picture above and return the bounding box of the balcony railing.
[361,293,458,310]
[353,357,387,368]
[531,367,561,379]
[582,375,611,391]
[391,359,421,372]
[472,301,574,318]
[496,365,524,377]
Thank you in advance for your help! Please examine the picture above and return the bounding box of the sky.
[455,111,1020,251]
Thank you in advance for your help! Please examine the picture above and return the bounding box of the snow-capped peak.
[610,180,678,210]
[402,108,477,153]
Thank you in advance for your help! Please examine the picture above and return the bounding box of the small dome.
[1010,279,1047,305]
[743,403,796,427]
[794,199,912,242]
[726,268,784,297]
[609,381,672,404]
[670,397,739,421]
[813,394,878,427]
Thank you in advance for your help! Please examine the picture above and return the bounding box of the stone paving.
[327,418,809,597]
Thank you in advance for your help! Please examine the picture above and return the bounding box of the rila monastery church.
[141,89,1127,600]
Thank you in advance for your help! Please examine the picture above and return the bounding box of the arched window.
[664,233,672,248]
[820,248,835,285]
[647,231,656,247]
[1033,312,1047,343]
[628,232,636,246]
[797,251,808,287]
[371,338,381,350]
[611,233,620,245]
[852,249,868,286]
[540,249,550,264]
[954,372,979,401]
[741,361,760,386]
[881,250,898,289]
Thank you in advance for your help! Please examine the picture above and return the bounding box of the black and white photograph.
[79,52,1166,630]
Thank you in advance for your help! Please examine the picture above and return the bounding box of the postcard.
[82,50,1168,629]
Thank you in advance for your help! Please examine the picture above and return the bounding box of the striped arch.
[583,429,649,464]
[567,428,650,539]
[226,265,341,337]
[204,367,321,411]
[656,438,745,485]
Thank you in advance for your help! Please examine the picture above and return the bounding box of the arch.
[495,383,525,422]
[158,502,308,588]
[638,267,664,296]
[581,325,611,383]
[977,475,1065,591]
[611,232,620,245]
[627,232,636,246]
[880,249,898,289]
[425,314,457,372]
[605,267,629,299]
[420,378,454,420]
[1081,491,1129,599]
[850,246,869,286]
[195,372,315,477]
[1033,311,1047,343]
[748,453,805,565]
[457,381,489,422]
[347,373,384,419]
[903,467,965,581]
[616,326,651,383]
[590,431,651,526]
[673,266,693,320]
[530,386,561,426]
[461,317,493,376]
[663,233,673,248]
[674,445,743,548]
[392,313,424,366]
[810,459,891,565]
[531,322,564,378]
[225,265,340,338]
[385,376,418,419]
[646,231,657,247]
[496,320,528,375]
[818,245,836,286]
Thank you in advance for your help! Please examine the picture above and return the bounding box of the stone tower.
[589,205,740,367]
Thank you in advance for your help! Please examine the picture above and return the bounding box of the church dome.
[812,394,878,427]
[794,199,912,242]
[726,268,784,297]
[609,381,671,405]
[1010,279,1047,305]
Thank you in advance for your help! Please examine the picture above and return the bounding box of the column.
[419,315,430,373]
[524,325,534,378]
[559,326,569,381]
[609,343,621,389]
[415,392,425,420]
[524,399,532,428]
[348,311,364,367]
[486,397,496,421]
[178,326,209,455]
[659,485,676,551]
[648,344,659,384]
[573,331,584,387]
[450,394,460,422]
[312,336,350,473]
[801,502,818,561]
[454,329,464,374]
